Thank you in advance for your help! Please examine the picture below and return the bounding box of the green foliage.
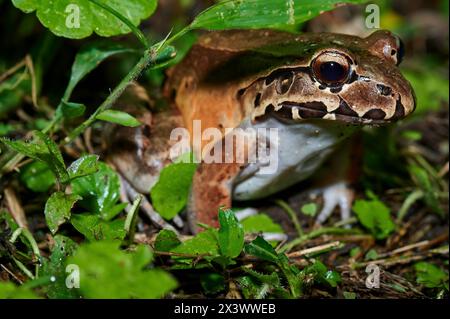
[200,273,226,295]
[154,229,181,252]
[12,0,157,39]
[1,131,69,183]
[414,262,449,289]
[403,68,449,114]
[353,193,396,240]
[244,236,279,263]
[0,282,40,299]
[70,213,126,241]
[61,42,134,102]
[218,208,244,258]
[67,241,177,298]
[190,0,365,31]
[44,192,81,234]
[67,154,99,181]
[300,203,317,217]
[171,229,220,260]
[408,165,443,217]
[70,162,122,220]
[60,101,86,118]
[95,109,141,127]
[43,235,80,299]
[19,161,55,192]
[241,213,284,234]
[299,260,341,288]
[150,160,197,220]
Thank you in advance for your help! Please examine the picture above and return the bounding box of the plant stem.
[10,228,42,278]
[63,49,155,145]
[88,0,149,48]
[275,199,303,237]
[124,195,143,246]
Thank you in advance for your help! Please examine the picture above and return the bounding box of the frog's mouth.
[263,100,397,125]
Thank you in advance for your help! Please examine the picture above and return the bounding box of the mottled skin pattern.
[108,30,415,232]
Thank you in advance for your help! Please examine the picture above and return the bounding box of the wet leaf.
[12,0,157,39]
[190,0,365,31]
[67,154,99,181]
[70,162,121,220]
[44,192,81,234]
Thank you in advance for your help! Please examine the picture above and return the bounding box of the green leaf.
[150,161,197,220]
[67,154,99,180]
[343,291,356,299]
[70,162,121,219]
[200,273,226,295]
[19,161,56,192]
[71,213,126,241]
[300,260,341,288]
[409,165,443,217]
[301,203,317,217]
[364,249,379,261]
[60,101,86,118]
[414,262,448,289]
[43,235,80,299]
[67,241,177,298]
[218,208,244,258]
[62,42,135,100]
[171,229,220,260]
[155,229,181,252]
[244,236,278,263]
[96,109,141,127]
[0,282,40,299]
[241,213,284,234]
[353,197,396,240]
[12,0,157,39]
[242,268,281,287]
[45,192,81,234]
[190,0,365,31]
[1,131,69,183]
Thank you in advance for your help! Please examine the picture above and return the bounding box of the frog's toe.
[315,181,354,226]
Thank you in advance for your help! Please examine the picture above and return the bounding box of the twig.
[0,264,23,284]
[278,227,361,253]
[287,241,343,258]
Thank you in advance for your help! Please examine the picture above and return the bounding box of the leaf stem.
[63,49,154,145]
[88,0,149,48]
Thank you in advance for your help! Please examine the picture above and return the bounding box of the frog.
[107,29,415,233]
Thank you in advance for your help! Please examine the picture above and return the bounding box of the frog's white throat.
[232,118,357,200]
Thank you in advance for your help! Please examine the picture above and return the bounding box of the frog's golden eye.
[311,51,351,87]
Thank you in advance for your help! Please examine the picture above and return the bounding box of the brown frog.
[107,29,415,232]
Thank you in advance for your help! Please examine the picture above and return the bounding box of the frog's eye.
[311,51,351,87]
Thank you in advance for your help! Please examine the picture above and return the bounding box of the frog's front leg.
[312,134,363,226]
[189,161,244,232]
